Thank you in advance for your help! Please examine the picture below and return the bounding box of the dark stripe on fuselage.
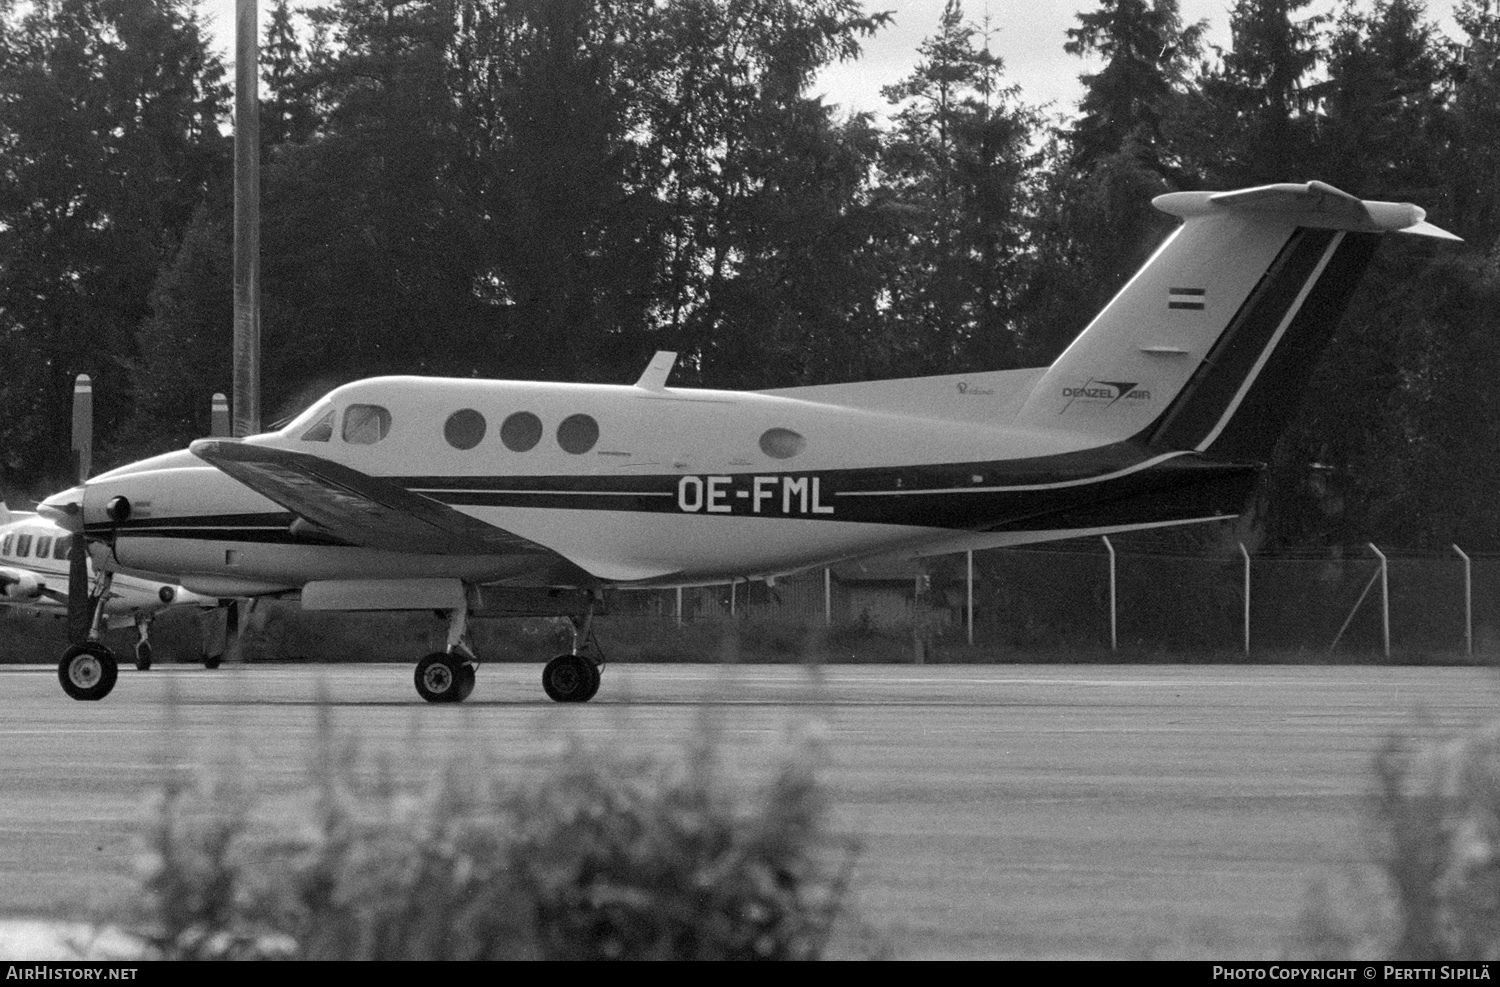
[93,445,1258,545]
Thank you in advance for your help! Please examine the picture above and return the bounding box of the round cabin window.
[501,411,543,452]
[759,427,805,459]
[557,414,599,454]
[444,409,486,450]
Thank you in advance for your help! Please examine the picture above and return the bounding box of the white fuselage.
[67,373,1185,595]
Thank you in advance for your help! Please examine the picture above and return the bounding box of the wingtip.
[1399,220,1463,242]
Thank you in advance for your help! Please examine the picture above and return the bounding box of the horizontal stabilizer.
[1155,180,1460,240]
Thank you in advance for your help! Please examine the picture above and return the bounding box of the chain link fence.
[611,539,1500,660]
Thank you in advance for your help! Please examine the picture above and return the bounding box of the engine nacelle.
[2,571,44,599]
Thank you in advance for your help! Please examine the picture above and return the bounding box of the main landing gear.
[59,571,117,701]
[541,608,603,703]
[409,594,606,704]
[413,601,478,704]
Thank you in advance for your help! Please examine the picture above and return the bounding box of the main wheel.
[580,660,601,702]
[543,653,598,703]
[135,640,153,671]
[414,652,466,703]
[202,654,223,669]
[455,662,476,702]
[59,643,119,702]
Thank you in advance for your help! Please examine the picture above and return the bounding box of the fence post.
[966,550,974,646]
[1240,542,1251,656]
[912,560,926,664]
[824,567,832,627]
[1453,544,1472,657]
[1102,536,1117,652]
[1369,543,1390,659]
[675,586,682,627]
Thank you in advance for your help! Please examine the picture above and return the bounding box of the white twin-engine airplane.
[39,181,1457,703]
[0,502,215,672]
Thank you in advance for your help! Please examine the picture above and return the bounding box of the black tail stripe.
[1204,232,1381,462]
[1142,228,1339,452]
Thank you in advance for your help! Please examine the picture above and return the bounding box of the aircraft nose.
[37,485,85,532]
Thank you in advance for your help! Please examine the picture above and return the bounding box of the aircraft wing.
[189,440,581,567]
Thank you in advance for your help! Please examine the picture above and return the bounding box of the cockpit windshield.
[281,400,334,437]
[300,408,336,442]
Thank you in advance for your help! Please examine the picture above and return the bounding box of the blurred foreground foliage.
[1292,720,1500,961]
[136,712,859,960]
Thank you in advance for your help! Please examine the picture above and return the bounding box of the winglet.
[634,351,677,391]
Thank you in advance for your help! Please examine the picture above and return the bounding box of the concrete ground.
[0,661,1496,959]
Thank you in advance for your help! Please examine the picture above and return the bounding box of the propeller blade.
[65,533,94,645]
[71,374,92,484]
[210,392,230,437]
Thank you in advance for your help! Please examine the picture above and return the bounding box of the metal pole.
[823,568,831,627]
[966,549,974,646]
[1103,536,1116,652]
[1369,543,1389,659]
[912,561,924,664]
[1240,542,1251,656]
[729,579,736,617]
[232,0,261,437]
[1453,544,1472,657]
[675,586,682,627]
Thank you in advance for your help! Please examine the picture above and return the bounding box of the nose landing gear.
[133,614,153,671]
[58,570,118,701]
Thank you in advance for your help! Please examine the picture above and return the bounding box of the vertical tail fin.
[1012,181,1457,462]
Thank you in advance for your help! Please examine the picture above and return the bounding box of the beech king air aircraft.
[0,502,214,673]
[39,181,1457,703]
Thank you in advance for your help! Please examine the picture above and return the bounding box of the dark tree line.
[3,0,1499,551]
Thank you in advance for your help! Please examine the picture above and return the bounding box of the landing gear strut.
[133,614,153,671]
[542,604,603,703]
[413,598,477,703]
[58,570,118,701]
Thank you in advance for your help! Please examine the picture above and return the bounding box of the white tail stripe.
[1194,232,1345,452]
[411,488,675,498]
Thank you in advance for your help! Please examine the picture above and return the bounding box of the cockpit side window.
[301,408,336,442]
[342,404,392,445]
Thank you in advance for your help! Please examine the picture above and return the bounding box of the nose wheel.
[59,643,119,701]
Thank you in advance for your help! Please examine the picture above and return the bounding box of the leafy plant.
[1291,721,1500,960]
[135,711,858,960]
